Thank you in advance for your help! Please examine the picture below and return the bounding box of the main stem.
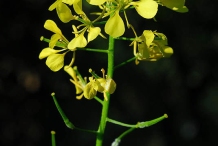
[95,36,115,146]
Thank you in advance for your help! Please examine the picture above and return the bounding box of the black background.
[1,0,218,146]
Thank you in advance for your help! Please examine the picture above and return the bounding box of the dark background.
[1,0,218,146]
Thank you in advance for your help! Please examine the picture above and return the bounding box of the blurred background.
[1,0,218,146]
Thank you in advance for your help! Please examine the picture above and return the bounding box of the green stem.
[114,56,136,70]
[51,131,56,146]
[51,93,98,134]
[115,37,135,41]
[117,127,135,140]
[93,21,107,25]
[107,118,136,127]
[77,48,108,53]
[95,36,115,146]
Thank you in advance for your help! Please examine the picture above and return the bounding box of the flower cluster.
[64,66,116,100]
[132,30,173,64]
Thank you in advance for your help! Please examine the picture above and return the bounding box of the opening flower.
[132,30,173,64]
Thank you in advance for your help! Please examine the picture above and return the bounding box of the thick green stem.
[95,36,115,146]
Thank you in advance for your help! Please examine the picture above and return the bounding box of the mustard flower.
[68,21,102,50]
[64,66,86,99]
[132,30,173,64]
[39,20,70,71]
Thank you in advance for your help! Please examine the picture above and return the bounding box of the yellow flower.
[39,20,72,72]
[44,19,69,49]
[132,30,173,63]
[64,66,86,99]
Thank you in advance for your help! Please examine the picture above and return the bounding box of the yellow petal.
[104,78,116,94]
[88,27,101,42]
[84,82,97,99]
[86,0,106,5]
[49,34,62,49]
[68,33,87,50]
[73,1,85,15]
[132,0,158,19]
[39,48,60,59]
[142,30,154,47]
[49,0,61,11]
[44,20,62,35]
[161,0,184,9]
[64,66,83,94]
[163,46,173,57]
[57,2,74,23]
[46,53,65,72]
[105,11,125,38]
[62,0,79,5]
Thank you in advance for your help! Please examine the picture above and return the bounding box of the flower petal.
[57,2,74,23]
[88,27,101,42]
[84,82,97,99]
[44,20,62,35]
[49,0,61,11]
[132,0,158,19]
[39,47,60,59]
[86,0,106,5]
[46,53,65,72]
[49,34,62,49]
[142,30,154,47]
[105,11,125,38]
[68,33,87,50]
[62,0,79,5]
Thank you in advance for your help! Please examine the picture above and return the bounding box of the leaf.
[105,11,125,38]
[46,53,65,72]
